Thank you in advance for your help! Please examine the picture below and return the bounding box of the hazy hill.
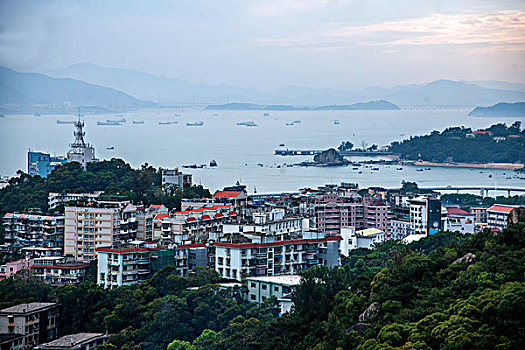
[48,63,525,106]
[0,66,150,110]
[468,102,525,117]
[205,100,399,110]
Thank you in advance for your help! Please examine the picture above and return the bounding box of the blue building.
[28,151,67,178]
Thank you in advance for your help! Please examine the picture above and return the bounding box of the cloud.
[256,11,525,52]
[250,0,343,16]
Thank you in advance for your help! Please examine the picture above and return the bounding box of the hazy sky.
[1,0,524,89]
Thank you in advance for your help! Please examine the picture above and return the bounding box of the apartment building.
[443,207,474,234]
[469,206,488,223]
[35,333,108,350]
[172,243,208,276]
[0,258,32,280]
[340,227,385,255]
[31,257,90,285]
[223,209,306,238]
[314,195,364,235]
[363,199,389,233]
[161,168,192,188]
[135,205,168,241]
[2,214,64,248]
[96,246,151,289]
[0,303,59,348]
[48,192,102,210]
[389,218,410,240]
[64,203,137,262]
[214,233,341,281]
[154,206,235,244]
[246,275,301,304]
[409,196,442,235]
[486,204,519,231]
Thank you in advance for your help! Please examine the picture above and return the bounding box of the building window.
[262,284,267,290]
[250,282,256,288]
[250,294,256,300]
[274,286,279,292]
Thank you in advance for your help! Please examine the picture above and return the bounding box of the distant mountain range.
[0,66,152,112]
[47,63,525,107]
[468,102,525,117]
[205,100,399,111]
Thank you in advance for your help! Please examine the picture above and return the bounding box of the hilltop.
[468,102,525,117]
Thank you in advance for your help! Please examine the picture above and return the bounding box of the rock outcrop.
[358,302,378,322]
[452,253,476,265]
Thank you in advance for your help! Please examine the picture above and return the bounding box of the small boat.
[186,121,204,127]
[263,113,270,116]
[425,168,431,170]
[285,122,294,126]
[56,120,76,125]
[279,143,285,147]
[333,120,340,125]
[237,121,257,127]
[292,120,301,124]
[107,118,126,123]
[358,171,362,174]
[97,121,121,126]
[416,169,424,172]
[372,167,379,171]
[106,146,115,150]
[488,174,492,178]
[396,168,403,170]
[212,114,219,117]
[159,121,178,125]
[210,160,217,167]
[353,167,359,170]
[174,113,181,117]
[133,121,144,124]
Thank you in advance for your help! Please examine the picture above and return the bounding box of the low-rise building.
[96,246,150,289]
[0,258,32,280]
[27,151,67,178]
[0,333,24,350]
[30,257,90,285]
[487,204,519,231]
[443,207,474,234]
[48,192,102,210]
[470,206,488,223]
[161,168,192,188]
[0,303,59,348]
[246,275,301,305]
[35,333,108,350]
[340,227,385,255]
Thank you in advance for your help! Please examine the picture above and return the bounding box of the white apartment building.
[486,204,519,231]
[161,168,192,188]
[2,213,64,249]
[443,207,474,234]
[390,218,410,240]
[96,246,150,289]
[340,227,385,255]
[48,191,102,210]
[223,209,307,237]
[214,234,341,281]
[246,275,301,304]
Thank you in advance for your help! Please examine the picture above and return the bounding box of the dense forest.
[1,220,524,349]
[0,159,211,216]
[389,121,525,164]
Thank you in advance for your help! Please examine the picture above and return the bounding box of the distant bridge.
[417,186,525,197]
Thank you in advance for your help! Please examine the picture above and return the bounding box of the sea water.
[0,109,523,193]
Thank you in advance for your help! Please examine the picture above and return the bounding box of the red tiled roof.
[215,213,225,218]
[186,217,197,222]
[214,235,342,248]
[154,214,169,221]
[150,204,162,208]
[446,207,472,216]
[370,200,387,206]
[487,205,516,214]
[471,131,493,135]
[96,247,150,253]
[508,134,521,138]
[228,211,237,216]
[201,215,211,220]
[213,190,242,198]
[176,243,206,249]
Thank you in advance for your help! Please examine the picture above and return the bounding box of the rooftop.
[35,333,106,349]
[0,302,57,314]
[213,190,243,198]
[446,207,473,216]
[246,275,302,286]
[487,204,518,214]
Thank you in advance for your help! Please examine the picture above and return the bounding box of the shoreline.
[409,160,524,170]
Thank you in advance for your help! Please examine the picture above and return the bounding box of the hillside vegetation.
[390,122,525,164]
[1,221,524,350]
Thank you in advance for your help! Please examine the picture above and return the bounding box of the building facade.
[2,214,64,249]
[409,196,442,235]
[0,303,59,349]
[96,247,150,289]
[27,152,67,178]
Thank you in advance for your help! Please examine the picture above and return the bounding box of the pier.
[274,149,394,156]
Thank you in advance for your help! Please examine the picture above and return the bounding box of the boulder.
[452,253,476,265]
[313,148,345,163]
[358,302,378,322]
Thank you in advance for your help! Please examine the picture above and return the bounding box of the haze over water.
[1,109,523,193]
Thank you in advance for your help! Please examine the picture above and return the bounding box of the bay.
[0,109,523,193]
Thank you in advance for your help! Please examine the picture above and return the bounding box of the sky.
[0,0,524,89]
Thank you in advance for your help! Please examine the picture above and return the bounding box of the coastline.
[409,160,524,170]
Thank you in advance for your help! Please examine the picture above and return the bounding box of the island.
[205,100,400,111]
[296,148,350,167]
[389,121,524,169]
[468,102,525,117]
